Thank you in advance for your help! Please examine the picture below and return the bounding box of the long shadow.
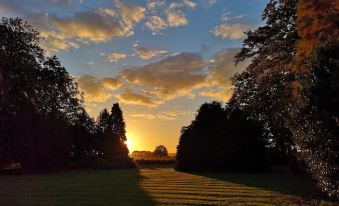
[185,169,324,200]
[0,168,156,206]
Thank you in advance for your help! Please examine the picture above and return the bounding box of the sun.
[125,131,138,153]
[125,139,133,152]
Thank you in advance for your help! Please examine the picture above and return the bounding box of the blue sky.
[0,0,268,152]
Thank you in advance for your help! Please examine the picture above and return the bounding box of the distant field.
[0,166,337,206]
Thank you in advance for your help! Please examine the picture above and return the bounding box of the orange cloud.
[212,23,248,40]
[166,10,188,27]
[116,91,162,106]
[77,75,121,103]
[107,53,128,63]
[134,47,168,60]
[120,53,207,102]
[144,16,168,31]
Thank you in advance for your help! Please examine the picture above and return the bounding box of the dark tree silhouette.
[111,103,127,142]
[95,104,129,161]
[176,102,267,172]
[153,145,168,157]
[231,0,297,166]
[288,0,339,198]
[0,17,86,172]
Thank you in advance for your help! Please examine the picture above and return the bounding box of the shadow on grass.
[187,169,324,199]
[0,169,155,206]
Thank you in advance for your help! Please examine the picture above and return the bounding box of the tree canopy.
[176,102,267,172]
[153,145,168,157]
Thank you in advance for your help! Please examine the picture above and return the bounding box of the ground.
[0,165,337,206]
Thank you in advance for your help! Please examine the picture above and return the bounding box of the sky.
[0,0,268,153]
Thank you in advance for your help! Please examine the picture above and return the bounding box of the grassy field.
[0,166,337,206]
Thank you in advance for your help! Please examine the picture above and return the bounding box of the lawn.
[0,166,337,206]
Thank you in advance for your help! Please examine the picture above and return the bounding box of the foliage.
[176,102,267,172]
[288,43,339,198]
[231,0,338,198]
[288,0,339,198]
[231,0,297,165]
[0,17,84,171]
[95,103,129,161]
[153,145,168,157]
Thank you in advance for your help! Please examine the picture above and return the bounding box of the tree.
[231,0,297,166]
[176,102,267,172]
[111,103,127,142]
[153,145,168,157]
[287,0,339,198]
[95,104,129,160]
[0,17,90,172]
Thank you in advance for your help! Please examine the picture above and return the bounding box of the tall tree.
[110,103,127,142]
[231,0,297,165]
[96,105,129,160]
[288,0,339,198]
[0,17,87,171]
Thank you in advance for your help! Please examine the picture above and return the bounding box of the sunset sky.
[0,0,267,153]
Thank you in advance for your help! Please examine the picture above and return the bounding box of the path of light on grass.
[139,168,330,206]
[0,167,335,206]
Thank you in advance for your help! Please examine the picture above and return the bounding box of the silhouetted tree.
[176,102,267,172]
[288,0,339,198]
[70,109,96,161]
[0,17,89,171]
[95,104,129,161]
[111,103,127,142]
[231,0,297,166]
[153,145,168,157]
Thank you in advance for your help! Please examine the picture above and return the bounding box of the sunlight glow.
[126,132,137,153]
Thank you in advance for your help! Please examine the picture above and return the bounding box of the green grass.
[0,166,337,206]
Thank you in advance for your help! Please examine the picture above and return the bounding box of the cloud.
[199,48,248,101]
[120,52,207,103]
[77,75,121,102]
[107,53,128,63]
[116,1,145,28]
[116,91,162,106]
[147,0,166,12]
[200,89,233,101]
[134,47,168,60]
[166,10,188,27]
[144,0,195,32]
[96,8,116,17]
[144,16,168,31]
[1,0,146,53]
[77,48,247,106]
[182,0,198,9]
[212,23,248,40]
[221,11,245,22]
[169,0,198,10]
[204,0,217,5]
[130,110,193,120]
[52,12,132,43]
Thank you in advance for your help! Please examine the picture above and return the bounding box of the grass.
[0,165,337,206]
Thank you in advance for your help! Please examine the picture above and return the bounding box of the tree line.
[176,0,338,198]
[0,17,134,173]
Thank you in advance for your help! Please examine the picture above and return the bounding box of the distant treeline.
[176,0,338,199]
[0,18,134,173]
